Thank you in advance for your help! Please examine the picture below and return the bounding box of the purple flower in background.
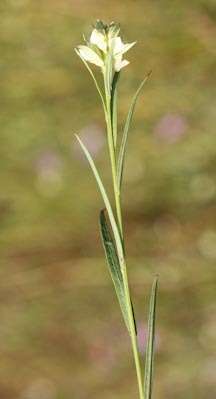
[88,339,115,368]
[137,322,161,354]
[35,150,62,181]
[137,323,148,354]
[73,123,105,161]
[34,149,63,195]
[154,113,187,143]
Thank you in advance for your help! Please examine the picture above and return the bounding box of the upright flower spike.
[76,21,157,399]
[76,20,136,76]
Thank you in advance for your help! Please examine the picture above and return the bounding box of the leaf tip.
[75,134,81,144]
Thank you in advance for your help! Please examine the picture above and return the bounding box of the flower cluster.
[76,20,136,73]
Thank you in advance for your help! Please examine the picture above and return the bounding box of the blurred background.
[0,0,216,398]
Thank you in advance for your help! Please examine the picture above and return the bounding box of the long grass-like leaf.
[75,49,106,113]
[99,209,130,331]
[117,71,152,190]
[75,135,124,265]
[144,277,158,399]
[111,72,120,148]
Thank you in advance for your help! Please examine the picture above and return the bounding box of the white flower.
[76,21,136,74]
[111,37,136,72]
[90,29,107,52]
[115,56,129,72]
[76,45,104,67]
[112,37,136,57]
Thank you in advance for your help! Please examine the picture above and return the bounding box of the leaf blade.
[75,135,124,265]
[75,48,106,113]
[76,137,138,337]
[144,277,158,399]
[117,71,151,190]
[99,209,130,331]
[111,72,120,148]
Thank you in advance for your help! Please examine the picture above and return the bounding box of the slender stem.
[121,258,144,399]
[104,83,123,238]
[104,75,144,399]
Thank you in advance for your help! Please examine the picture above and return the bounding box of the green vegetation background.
[0,1,216,398]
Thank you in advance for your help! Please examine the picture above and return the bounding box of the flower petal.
[121,41,136,54]
[77,45,104,67]
[114,55,129,72]
[90,29,107,52]
[112,37,125,55]
[112,37,136,55]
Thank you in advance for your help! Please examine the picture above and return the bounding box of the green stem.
[104,75,144,399]
[104,86,123,238]
[121,258,144,399]
[108,125,123,237]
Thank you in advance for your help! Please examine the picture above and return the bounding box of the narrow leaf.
[131,299,137,335]
[99,209,130,332]
[144,277,158,399]
[117,71,152,190]
[76,135,137,337]
[75,135,124,265]
[75,49,106,113]
[111,72,120,148]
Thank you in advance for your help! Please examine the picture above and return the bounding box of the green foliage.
[117,72,152,190]
[111,72,120,147]
[75,134,124,264]
[144,277,158,399]
[99,209,130,332]
[75,48,106,112]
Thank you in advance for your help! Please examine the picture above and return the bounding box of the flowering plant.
[75,20,157,399]
[76,20,136,73]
